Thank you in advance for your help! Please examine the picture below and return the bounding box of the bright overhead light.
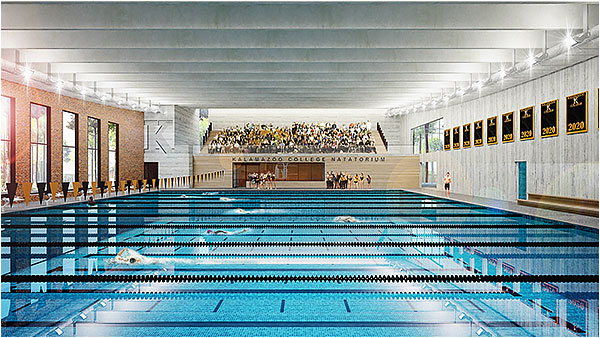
[79,88,86,97]
[23,68,34,81]
[56,81,64,90]
[100,95,108,102]
[564,35,577,48]
[117,100,123,105]
[476,81,483,90]
[526,54,536,67]
[457,89,464,96]
[443,95,449,102]
[498,68,506,78]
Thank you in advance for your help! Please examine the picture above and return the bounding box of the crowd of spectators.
[326,172,371,189]
[209,122,375,154]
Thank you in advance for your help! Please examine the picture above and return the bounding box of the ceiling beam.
[1,3,587,30]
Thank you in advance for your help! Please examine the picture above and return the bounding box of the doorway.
[516,161,527,199]
[144,162,159,181]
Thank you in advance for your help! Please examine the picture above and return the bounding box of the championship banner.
[22,182,32,206]
[462,123,471,148]
[91,181,97,197]
[443,129,451,150]
[107,181,113,196]
[519,106,534,141]
[452,126,460,150]
[502,112,514,143]
[132,180,138,192]
[61,182,70,201]
[487,116,497,145]
[152,179,156,189]
[541,99,558,138]
[566,91,587,134]
[120,180,126,194]
[473,120,483,146]
[49,182,59,202]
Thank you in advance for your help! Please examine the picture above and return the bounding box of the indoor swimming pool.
[1,190,598,337]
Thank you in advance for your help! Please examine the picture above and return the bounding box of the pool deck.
[405,188,599,230]
[3,187,598,231]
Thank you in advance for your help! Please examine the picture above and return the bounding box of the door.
[144,162,159,181]
[516,161,527,199]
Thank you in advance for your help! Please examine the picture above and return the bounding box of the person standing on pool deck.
[443,172,452,197]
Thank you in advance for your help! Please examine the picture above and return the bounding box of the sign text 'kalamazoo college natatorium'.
[231,156,386,163]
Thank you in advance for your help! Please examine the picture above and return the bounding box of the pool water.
[1,190,598,337]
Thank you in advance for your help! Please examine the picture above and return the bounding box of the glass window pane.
[108,122,117,151]
[63,147,76,183]
[63,112,76,147]
[108,151,116,181]
[1,141,9,191]
[1,97,9,141]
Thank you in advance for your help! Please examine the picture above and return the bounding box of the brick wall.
[2,79,144,195]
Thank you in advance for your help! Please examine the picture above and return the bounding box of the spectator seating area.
[208,122,376,154]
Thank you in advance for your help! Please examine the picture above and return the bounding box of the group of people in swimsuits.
[247,171,277,189]
[326,172,371,189]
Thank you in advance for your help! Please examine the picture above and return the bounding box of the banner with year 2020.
[502,111,515,143]
[566,91,587,134]
[443,129,451,150]
[519,106,534,141]
[473,120,483,146]
[487,116,497,145]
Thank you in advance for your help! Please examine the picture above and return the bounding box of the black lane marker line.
[405,300,418,312]
[213,299,224,312]
[344,299,351,313]
[2,274,597,283]
[4,241,596,248]
[0,320,565,328]
[0,223,573,229]
[1,213,525,218]
[146,300,161,312]
[280,300,285,313]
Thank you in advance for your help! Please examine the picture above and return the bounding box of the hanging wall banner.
[473,120,484,146]
[49,182,59,202]
[72,182,81,200]
[61,182,70,201]
[462,123,471,148]
[91,181,97,197]
[519,106,535,141]
[443,129,451,150]
[541,99,558,138]
[143,179,147,192]
[453,127,461,149]
[487,116,498,145]
[22,182,32,206]
[502,112,515,143]
[107,181,112,196]
[566,91,587,134]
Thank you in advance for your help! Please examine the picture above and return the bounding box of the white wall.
[209,109,385,129]
[386,57,599,201]
[144,105,199,177]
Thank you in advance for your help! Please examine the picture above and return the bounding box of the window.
[87,117,100,182]
[1,96,15,192]
[63,112,78,184]
[412,118,443,154]
[31,103,50,184]
[108,122,118,181]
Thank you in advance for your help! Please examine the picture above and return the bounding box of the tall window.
[412,118,443,154]
[87,117,100,182]
[31,103,50,183]
[1,96,15,192]
[63,111,78,183]
[108,122,118,181]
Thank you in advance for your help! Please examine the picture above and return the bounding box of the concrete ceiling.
[1,2,598,109]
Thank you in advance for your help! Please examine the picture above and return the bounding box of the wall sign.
[473,120,483,146]
[453,126,461,149]
[519,106,534,141]
[487,116,498,145]
[502,111,515,143]
[462,123,471,148]
[444,129,451,150]
[541,99,558,138]
[566,91,587,134]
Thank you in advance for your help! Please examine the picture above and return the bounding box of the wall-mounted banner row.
[443,91,589,151]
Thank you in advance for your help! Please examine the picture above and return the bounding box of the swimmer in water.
[87,196,96,206]
[113,248,150,264]
[219,197,235,202]
[333,215,360,223]
[180,194,188,198]
[204,228,250,235]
